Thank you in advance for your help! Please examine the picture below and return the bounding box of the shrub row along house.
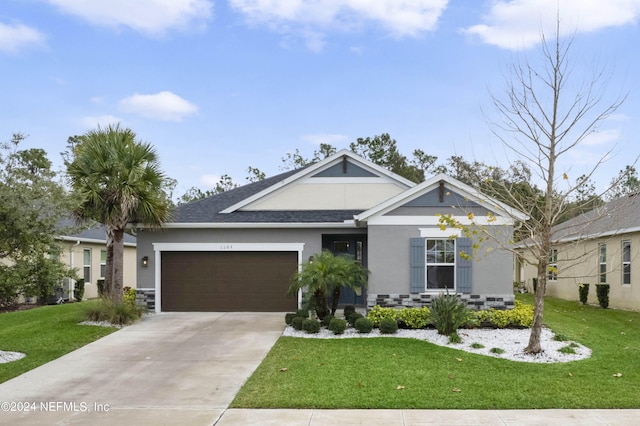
[516,193,640,311]
[136,150,528,313]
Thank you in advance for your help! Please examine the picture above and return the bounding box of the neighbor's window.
[83,248,91,283]
[622,240,631,285]
[100,249,107,278]
[548,248,558,281]
[426,239,455,290]
[599,243,607,284]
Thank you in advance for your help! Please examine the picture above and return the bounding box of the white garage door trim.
[152,242,305,313]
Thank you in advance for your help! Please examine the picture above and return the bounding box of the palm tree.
[67,124,169,304]
[288,250,368,320]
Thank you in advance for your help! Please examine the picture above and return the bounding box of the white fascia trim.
[299,176,400,184]
[152,242,305,314]
[161,221,357,229]
[220,149,415,214]
[367,216,514,226]
[420,228,462,238]
[58,236,136,247]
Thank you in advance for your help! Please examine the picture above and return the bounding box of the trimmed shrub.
[596,284,610,309]
[292,316,305,331]
[285,313,297,325]
[354,317,373,333]
[379,317,398,334]
[343,305,356,319]
[296,309,309,319]
[578,283,589,305]
[124,286,136,307]
[367,305,398,327]
[397,306,431,329]
[468,300,534,329]
[302,319,321,334]
[347,312,363,327]
[328,318,347,335]
[74,279,85,302]
[321,314,334,328]
[430,293,469,335]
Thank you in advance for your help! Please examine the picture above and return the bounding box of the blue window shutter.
[410,238,425,293]
[457,237,472,294]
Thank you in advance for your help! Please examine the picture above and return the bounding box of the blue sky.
[2,0,639,196]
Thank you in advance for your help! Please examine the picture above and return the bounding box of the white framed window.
[622,240,631,285]
[425,238,455,290]
[83,248,91,284]
[100,249,107,279]
[548,248,558,281]
[599,243,607,284]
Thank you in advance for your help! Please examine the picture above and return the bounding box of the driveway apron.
[0,312,284,425]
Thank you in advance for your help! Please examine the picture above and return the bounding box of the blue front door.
[322,234,367,306]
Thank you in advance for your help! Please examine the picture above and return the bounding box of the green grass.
[232,295,640,409]
[0,303,117,383]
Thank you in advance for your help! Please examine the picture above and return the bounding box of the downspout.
[69,241,80,302]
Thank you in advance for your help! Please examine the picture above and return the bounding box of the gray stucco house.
[136,150,527,313]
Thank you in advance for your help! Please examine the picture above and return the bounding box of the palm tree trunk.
[330,286,341,316]
[104,228,114,300]
[111,228,125,304]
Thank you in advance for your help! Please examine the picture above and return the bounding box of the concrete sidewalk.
[214,408,640,425]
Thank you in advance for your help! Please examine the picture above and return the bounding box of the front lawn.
[0,303,117,383]
[231,295,640,409]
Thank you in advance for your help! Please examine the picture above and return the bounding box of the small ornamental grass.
[83,298,144,326]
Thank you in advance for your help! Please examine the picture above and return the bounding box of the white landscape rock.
[283,326,591,363]
[0,350,26,364]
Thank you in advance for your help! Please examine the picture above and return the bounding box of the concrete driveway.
[0,312,285,425]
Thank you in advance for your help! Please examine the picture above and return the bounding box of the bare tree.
[487,21,625,353]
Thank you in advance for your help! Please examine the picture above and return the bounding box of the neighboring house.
[136,150,527,313]
[517,194,640,311]
[55,221,137,301]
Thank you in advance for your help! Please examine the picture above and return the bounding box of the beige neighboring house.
[516,194,640,311]
[55,220,137,301]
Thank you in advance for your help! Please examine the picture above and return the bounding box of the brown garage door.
[161,251,298,312]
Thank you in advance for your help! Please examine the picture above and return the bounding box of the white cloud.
[229,0,448,50]
[119,91,198,121]
[199,174,220,187]
[46,0,213,36]
[582,128,622,146]
[301,133,349,145]
[0,22,46,53]
[81,114,122,129]
[462,0,640,50]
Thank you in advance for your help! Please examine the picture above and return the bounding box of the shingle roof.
[170,168,363,224]
[552,193,640,241]
[57,218,137,244]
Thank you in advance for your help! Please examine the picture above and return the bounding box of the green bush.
[74,279,85,302]
[347,312,363,327]
[285,313,297,325]
[302,319,321,334]
[328,318,347,335]
[578,283,589,305]
[397,306,431,329]
[96,279,105,297]
[343,305,356,319]
[292,316,305,331]
[321,314,334,328]
[596,284,610,309]
[354,317,373,333]
[296,309,309,318]
[367,305,398,327]
[467,301,534,329]
[124,286,136,307]
[430,293,469,335]
[379,317,398,334]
